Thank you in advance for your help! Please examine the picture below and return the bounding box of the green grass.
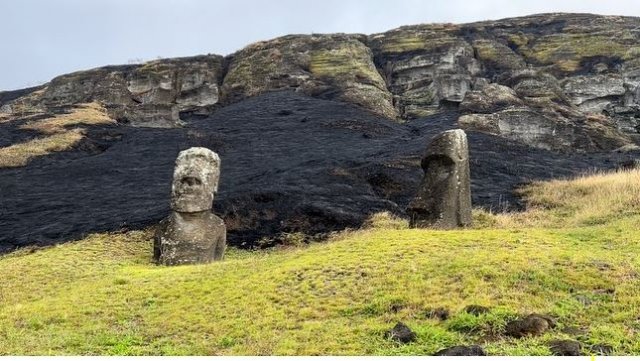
[517,33,640,72]
[1,171,640,355]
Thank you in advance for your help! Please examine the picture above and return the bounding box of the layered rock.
[369,24,481,118]
[2,13,640,150]
[459,71,631,151]
[7,55,224,127]
[221,34,397,119]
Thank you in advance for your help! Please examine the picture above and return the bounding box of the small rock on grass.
[505,313,556,338]
[463,305,490,316]
[549,340,582,356]
[433,345,486,356]
[425,307,450,321]
[386,322,416,343]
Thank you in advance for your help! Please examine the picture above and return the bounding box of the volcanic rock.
[549,340,582,356]
[433,345,486,356]
[387,322,417,343]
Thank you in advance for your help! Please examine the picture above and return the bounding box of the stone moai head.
[421,129,468,173]
[408,129,472,228]
[170,147,220,213]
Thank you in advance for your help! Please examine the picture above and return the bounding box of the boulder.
[459,83,523,113]
[386,322,416,343]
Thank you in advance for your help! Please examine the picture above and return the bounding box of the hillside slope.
[1,92,636,252]
[0,169,639,355]
[1,13,640,150]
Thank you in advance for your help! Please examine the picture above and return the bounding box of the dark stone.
[407,129,472,228]
[426,307,450,321]
[590,344,613,355]
[505,314,556,338]
[386,322,417,343]
[549,340,582,356]
[463,305,490,316]
[617,159,640,170]
[433,345,486,356]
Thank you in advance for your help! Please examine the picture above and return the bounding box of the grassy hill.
[1,169,639,355]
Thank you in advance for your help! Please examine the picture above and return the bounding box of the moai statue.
[154,147,226,265]
[407,129,472,228]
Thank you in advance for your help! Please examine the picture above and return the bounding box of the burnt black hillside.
[0,91,634,253]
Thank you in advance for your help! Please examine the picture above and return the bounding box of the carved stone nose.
[181,177,201,187]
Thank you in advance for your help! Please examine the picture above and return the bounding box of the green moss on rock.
[221,34,398,119]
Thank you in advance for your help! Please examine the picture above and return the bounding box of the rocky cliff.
[2,13,640,151]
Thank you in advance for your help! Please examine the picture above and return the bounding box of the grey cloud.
[1,0,640,90]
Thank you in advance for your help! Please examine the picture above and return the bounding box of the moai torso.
[154,147,227,265]
[407,129,472,228]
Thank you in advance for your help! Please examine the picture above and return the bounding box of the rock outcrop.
[3,55,224,127]
[369,24,481,118]
[3,13,640,151]
[221,34,398,119]
[458,73,631,152]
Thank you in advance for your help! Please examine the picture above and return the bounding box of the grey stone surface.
[407,129,472,228]
[154,147,226,265]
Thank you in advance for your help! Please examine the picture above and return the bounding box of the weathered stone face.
[155,147,226,265]
[407,129,472,228]
[171,147,220,213]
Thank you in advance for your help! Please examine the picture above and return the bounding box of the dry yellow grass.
[20,102,114,134]
[474,168,640,228]
[0,130,85,168]
[0,102,115,168]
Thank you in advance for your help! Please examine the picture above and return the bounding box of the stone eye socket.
[181,177,202,187]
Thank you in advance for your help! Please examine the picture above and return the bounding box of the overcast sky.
[2,0,640,91]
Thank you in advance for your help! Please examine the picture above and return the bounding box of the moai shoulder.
[154,147,227,265]
[407,129,472,228]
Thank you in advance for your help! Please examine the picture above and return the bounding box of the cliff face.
[2,13,640,151]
